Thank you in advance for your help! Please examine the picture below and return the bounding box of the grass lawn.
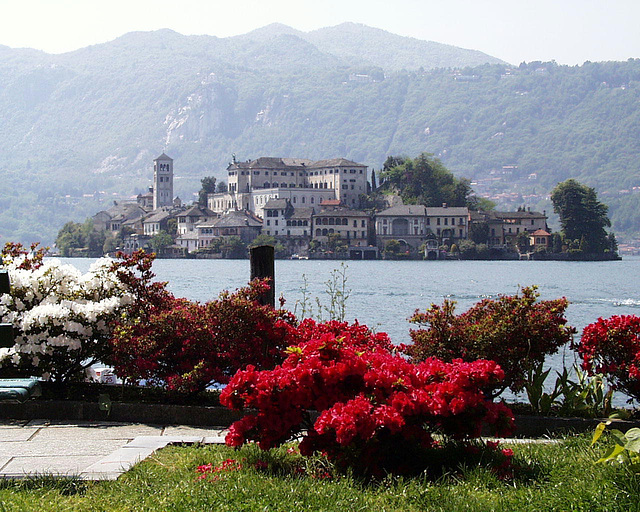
[0,435,639,511]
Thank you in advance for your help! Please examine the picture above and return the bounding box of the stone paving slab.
[0,419,228,481]
[28,422,163,440]
[0,439,126,458]
[2,455,106,478]
[0,428,39,442]
[162,425,227,437]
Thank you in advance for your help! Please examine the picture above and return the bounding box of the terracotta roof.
[531,229,551,236]
[319,199,342,206]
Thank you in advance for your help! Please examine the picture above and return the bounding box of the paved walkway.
[0,419,227,480]
[0,419,563,481]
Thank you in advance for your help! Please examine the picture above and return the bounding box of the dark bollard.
[250,245,275,308]
[0,271,9,295]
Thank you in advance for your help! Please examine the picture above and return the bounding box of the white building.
[209,156,368,217]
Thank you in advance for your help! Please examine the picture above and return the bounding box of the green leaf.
[596,443,626,464]
[624,428,640,454]
[591,421,610,446]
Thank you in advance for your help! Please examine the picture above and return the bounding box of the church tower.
[153,153,174,210]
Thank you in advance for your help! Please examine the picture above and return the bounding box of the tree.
[515,231,531,254]
[56,221,85,256]
[216,181,228,193]
[383,239,401,258]
[249,234,286,258]
[380,153,472,208]
[469,221,489,244]
[150,231,174,255]
[551,179,612,254]
[198,176,217,207]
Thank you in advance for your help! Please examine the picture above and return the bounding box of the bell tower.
[153,153,173,210]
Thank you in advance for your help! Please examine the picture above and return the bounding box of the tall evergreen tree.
[198,177,217,207]
[551,179,612,253]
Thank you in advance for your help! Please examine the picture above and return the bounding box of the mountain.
[0,24,639,245]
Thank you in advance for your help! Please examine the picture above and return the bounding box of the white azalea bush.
[0,245,132,382]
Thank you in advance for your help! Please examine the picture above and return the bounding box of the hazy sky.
[1,0,639,65]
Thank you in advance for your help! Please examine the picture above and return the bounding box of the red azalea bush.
[403,286,575,396]
[577,315,640,401]
[221,323,514,477]
[110,260,296,394]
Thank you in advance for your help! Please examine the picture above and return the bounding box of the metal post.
[250,245,275,308]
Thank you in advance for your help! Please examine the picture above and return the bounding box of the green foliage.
[198,176,217,207]
[592,422,640,472]
[248,234,286,258]
[469,221,489,244]
[1,438,639,511]
[551,179,613,254]
[405,286,575,396]
[515,231,531,253]
[55,219,106,257]
[294,264,351,322]
[380,153,472,207]
[208,236,247,258]
[150,230,173,255]
[525,363,614,418]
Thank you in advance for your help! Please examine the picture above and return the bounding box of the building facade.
[209,156,368,217]
[153,153,174,210]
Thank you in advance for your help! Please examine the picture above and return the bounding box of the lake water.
[61,256,640,402]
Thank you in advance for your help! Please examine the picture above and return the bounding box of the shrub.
[0,243,132,381]
[403,286,575,396]
[221,322,514,478]
[110,279,296,394]
[577,315,640,401]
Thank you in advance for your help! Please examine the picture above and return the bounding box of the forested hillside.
[0,24,639,244]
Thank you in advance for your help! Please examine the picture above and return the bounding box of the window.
[353,220,357,227]
[444,218,448,226]
[437,218,441,225]
[361,220,366,227]
[342,185,348,189]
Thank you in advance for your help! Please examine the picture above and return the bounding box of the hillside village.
[86,153,552,260]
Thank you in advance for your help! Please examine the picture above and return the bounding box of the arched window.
[342,218,348,225]
[329,218,335,225]
[322,229,328,236]
[316,229,322,236]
